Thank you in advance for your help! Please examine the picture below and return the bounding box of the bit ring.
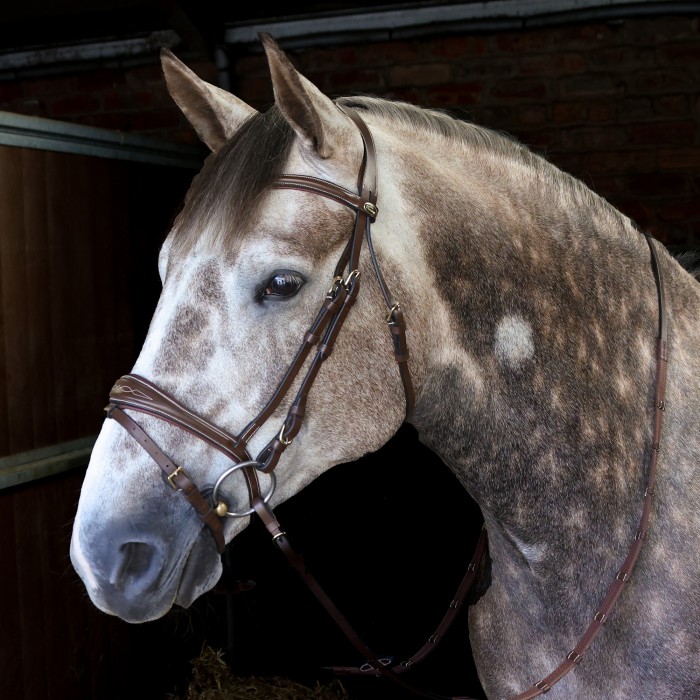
[212,461,276,518]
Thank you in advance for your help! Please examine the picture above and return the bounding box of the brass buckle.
[386,302,400,324]
[167,465,186,491]
[363,201,378,218]
[343,269,360,288]
[278,423,293,446]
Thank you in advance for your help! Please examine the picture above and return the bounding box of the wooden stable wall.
[0,115,216,700]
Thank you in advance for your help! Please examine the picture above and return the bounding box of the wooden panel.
[0,467,214,700]
[0,146,30,454]
[0,140,202,700]
[23,148,55,448]
[0,145,193,458]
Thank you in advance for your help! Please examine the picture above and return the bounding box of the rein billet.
[104,107,668,700]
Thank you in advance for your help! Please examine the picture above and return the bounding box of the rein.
[105,108,669,700]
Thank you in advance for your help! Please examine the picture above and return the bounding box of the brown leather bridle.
[104,107,668,700]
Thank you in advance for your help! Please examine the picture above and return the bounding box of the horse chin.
[174,531,223,609]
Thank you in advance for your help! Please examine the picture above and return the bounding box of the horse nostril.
[109,541,165,595]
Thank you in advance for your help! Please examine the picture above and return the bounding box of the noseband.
[106,106,414,552]
[103,107,669,700]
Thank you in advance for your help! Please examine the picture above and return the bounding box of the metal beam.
[0,437,96,491]
[224,0,699,48]
[0,110,204,168]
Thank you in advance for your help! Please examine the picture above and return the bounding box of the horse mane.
[171,93,632,255]
[336,95,631,236]
[674,250,700,281]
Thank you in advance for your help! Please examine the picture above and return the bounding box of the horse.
[70,34,700,699]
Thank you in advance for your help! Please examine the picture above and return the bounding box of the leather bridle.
[104,107,668,700]
[107,105,413,548]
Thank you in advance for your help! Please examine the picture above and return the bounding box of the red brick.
[2,98,48,117]
[302,46,358,72]
[388,63,452,88]
[74,69,126,92]
[234,53,271,77]
[622,16,697,44]
[587,102,614,123]
[659,199,700,221]
[618,97,653,121]
[235,75,274,105]
[491,79,548,100]
[426,82,483,106]
[23,75,77,97]
[654,95,689,117]
[187,60,218,83]
[49,94,100,117]
[659,148,700,169]
[325,68,386,93]
[552,102,585,124]
[128,108,182,132]
[551,23,616,48]
[75,113,133,131]
[630,121,696,145]
[519,53,585,76]
[128,62,170,84]
[630,70,696,94]
[560,126,627,151]
[656,44,700,64]
[493,31,549,53]
[625,173,690,196]
[102,89,154,111]
[454,59,518,80]
[356,41,423,66]
[431,35,487,58]
[688,224,700,248]
[585,150,656,173]
[559,74,622,98]
[518,105,547,125]
[587,47,656,71]
[0,81,21,101]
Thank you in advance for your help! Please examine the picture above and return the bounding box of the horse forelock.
[170,106,296,256]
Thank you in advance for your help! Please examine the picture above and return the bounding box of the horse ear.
[160,48,258,152]
[260,33,350,160]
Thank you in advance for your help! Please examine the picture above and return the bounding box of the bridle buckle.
[167,465,187,490]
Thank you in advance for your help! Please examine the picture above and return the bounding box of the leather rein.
[104,107,669,700]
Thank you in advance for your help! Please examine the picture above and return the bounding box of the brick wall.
[2,14,698,249]
[0,58,217,145]
[233,15,700,250]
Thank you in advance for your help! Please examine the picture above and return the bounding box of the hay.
[168,645,352,700]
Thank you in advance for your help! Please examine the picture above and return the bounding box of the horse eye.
[261,270,306,300]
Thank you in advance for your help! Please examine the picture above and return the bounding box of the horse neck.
[402,135,661,585]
